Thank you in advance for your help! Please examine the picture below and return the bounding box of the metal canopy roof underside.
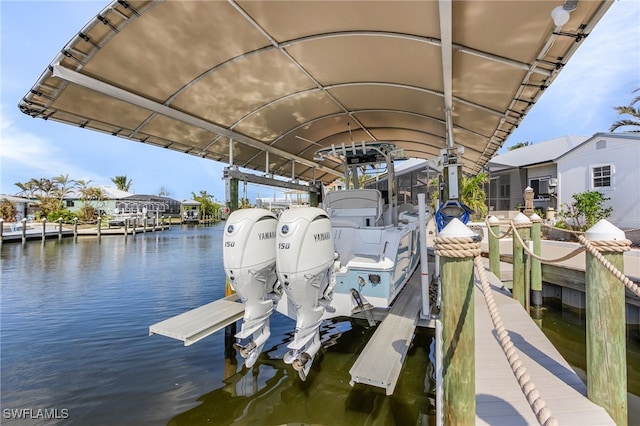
[19,0,613,185]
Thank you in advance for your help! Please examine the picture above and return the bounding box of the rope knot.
[434,235,481,258]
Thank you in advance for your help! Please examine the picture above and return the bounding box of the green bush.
[47,209,77,224]
[558,191,613,231]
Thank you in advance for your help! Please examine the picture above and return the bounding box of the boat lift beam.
[149,295,244,346]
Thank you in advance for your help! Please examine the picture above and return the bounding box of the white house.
[489,133,640,229]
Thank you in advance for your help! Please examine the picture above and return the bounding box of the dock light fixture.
[551,0,578,27]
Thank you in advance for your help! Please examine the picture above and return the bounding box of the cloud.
[0,108,105,189]
[544,1,640,125]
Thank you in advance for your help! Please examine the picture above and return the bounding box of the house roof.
[67,185,133,199]
[489,135,589,170]
[0,194,35,204]
[18,1,613,182]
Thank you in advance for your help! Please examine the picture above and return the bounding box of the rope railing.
[435,233,558,426]
[577,235,640,297]
[473,255,558,426]
[509,220,640,297]
[484,219,514,240]
[510,220,586,264]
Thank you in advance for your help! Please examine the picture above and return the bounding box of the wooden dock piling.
[437,219,478,425]
[584,220,628,425]
[530,213,542,307]
[512,213,530,308]
[487,215,500,278]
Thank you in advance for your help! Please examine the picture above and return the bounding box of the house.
[65,186,181,219]
[488,133,640,229]
[0,194,38,221]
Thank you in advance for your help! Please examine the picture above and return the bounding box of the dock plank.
[349,272,422,395]
[474,268,615,425]
[149,295,244,346]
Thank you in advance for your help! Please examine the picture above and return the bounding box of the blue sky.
[1,0,639,202]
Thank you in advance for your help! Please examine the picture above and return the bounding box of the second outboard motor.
[276,207,336,380]
[223,208,280,368]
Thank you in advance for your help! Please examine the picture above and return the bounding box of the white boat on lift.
[222,142,425,380]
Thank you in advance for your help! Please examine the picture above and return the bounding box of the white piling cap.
[487,215,500,224]
[513,212,531,224]
[585,219,626,241]
[530,213,541,221]
[524,186,534,192]
[440,218,477,238]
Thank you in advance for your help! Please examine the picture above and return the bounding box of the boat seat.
[325,189,383,227]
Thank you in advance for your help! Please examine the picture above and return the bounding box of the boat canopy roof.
[19,0,613,184]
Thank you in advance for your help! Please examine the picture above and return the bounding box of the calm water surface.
[1,225,433,425]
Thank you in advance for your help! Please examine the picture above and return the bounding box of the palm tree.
[609,89,640,132]
[507,142,532,151]
[111,175,132,192]
[77,180,104,222]
[53,174,75,208]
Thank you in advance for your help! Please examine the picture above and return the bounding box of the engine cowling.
[223,208,279,368]
[275,207,336,380]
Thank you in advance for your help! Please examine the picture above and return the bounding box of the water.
[534,298,640,424]
[1,225,434,425]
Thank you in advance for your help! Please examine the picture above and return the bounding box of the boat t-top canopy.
[19,0,613,184]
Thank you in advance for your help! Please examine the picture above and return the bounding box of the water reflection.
[170,320,434,426]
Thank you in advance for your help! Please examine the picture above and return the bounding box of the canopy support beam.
[51,64,342,179]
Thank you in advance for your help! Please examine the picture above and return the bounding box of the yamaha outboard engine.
[223,208,280,368]
[276,207,336,380]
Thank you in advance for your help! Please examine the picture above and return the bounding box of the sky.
[1,0,639,202]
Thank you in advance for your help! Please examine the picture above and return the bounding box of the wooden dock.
[474,266,614,425]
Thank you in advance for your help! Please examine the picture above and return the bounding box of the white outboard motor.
[223,208,280,368]
[276,207,336,380]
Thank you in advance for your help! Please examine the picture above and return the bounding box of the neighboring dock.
[1,222,171,243]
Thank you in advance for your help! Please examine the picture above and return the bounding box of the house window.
[66,200,75,207]
[592,165,611,188]
[529,177,550,196]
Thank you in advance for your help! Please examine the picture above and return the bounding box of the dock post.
[530,213,542,308]
[487,215,500,278]
[21,218,27,244]
[584,220,628,425]
[41,218,47,242]
[132,218,136,236]
[511,213,531,309]
[73,217,78,240]
[418,194,430,318]
[58,218,63,240]
[97,217,102,239]
[436,218,478,425]
[0,219,3,246]
[124,218,129,236]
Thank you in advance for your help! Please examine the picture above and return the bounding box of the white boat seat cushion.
[324,189,383,227]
